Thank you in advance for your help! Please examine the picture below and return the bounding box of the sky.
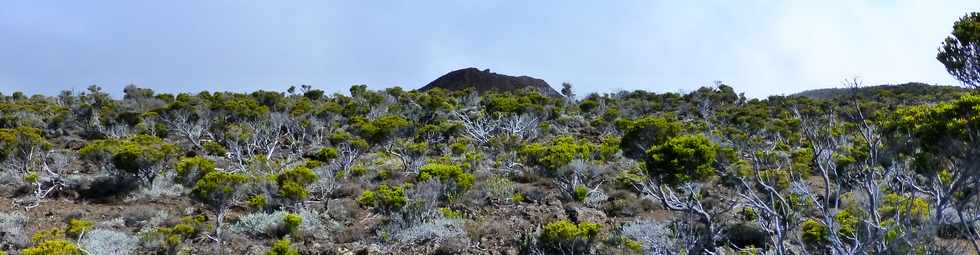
[1,1,978,98]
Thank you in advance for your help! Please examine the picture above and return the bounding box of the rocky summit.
[420,67,561,97]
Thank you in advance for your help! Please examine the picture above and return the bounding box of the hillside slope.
[792,82,966,103]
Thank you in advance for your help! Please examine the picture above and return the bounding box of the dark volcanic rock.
[420,67,561,97]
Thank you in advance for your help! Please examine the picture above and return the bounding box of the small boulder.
[565,206,608,225]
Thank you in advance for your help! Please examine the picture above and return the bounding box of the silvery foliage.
[554,160,605,206]
[137,210,172,235]
[0,212,30,249]
[97,218,127,229]
[481,176,516,203]
[453,110,498,145]
[460,91,482,109]
[331,143,361,178]
[128,169,184,201]
[380,180,468,247]
[621,220,675,255]
[296,207,324,237]
[103,124,134,139]
[0,212,28,228]
[392,217,467,245]
[367,94,398,120]
[162,109,210,150]
[15,150,72,209]
[309,165,339,201]
[80,229,139,255]
[583,188,608,208]
[0,170,22,190]
[391,180,443,229]
[231,208,322,238]
[231,210,290,237]
[500,113,539,140]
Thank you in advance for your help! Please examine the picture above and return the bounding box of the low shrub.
[283,213,302,236]
[418,163,475,192]
[79,229,138,255]
[481,176,516,203]
[21,239,82,255]
[801,218,828,245]
[540,220,601,254]
[357,184,408,212]
[620,220,674,254]
[308,147,338,162]
[519,136,596,172]
[144,215,210,254]
[79,135,178,175]
[276,166,319,202]
[391,218,468,246]
[66,219,94,239]
[266,238,300,255]
[232,209,320,239]
[248,194,268,210]
[0,212,30,250]
[203,141,227,156]
[174,156,216,186]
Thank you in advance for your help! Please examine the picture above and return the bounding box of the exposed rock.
[420,67,561,97]
[565,206,608,225]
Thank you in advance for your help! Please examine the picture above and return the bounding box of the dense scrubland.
[1,10,980,255]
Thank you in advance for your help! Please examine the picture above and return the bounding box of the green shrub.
[203,141,227,156]
[834,210,860,239]
[147,215,210,253]
[512,193,525,203]
[579,99,599,113]
[801,218,828,245]
[283,213,302,236]
[191,171,249,238]
[31,227,66,244]
[622,237,644,253]
[597,135,621,161]
[482,90,552,115]
[309,147,338,162]
[450,139,468,155]
[22,239,82,255]
[350,165,367,176]
[80,134,178,176]
[327,131,354,145]
[215,94,269,120]
[616,116,683,159]
[66,219,93,239]
[574,186,589,202]
[613,166,647,189]
[0,127,51,161]
[439,207,463,219]
[758,169,792,190]
[175,156,216,186]
[644,134,718,185]
[540,220,602,253]
[276,166,318,202]
[351,115,409,144]
[248,194,268,209]
[357,184,407,212]
[266,238,300,255]
[192,172,249,205]
[483,176,517,203]
[418,163,475,191]
[24,171,39,183]
[879,193,930,221]
[520,136,596,171]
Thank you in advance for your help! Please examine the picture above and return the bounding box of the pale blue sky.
[1,1,977,98]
